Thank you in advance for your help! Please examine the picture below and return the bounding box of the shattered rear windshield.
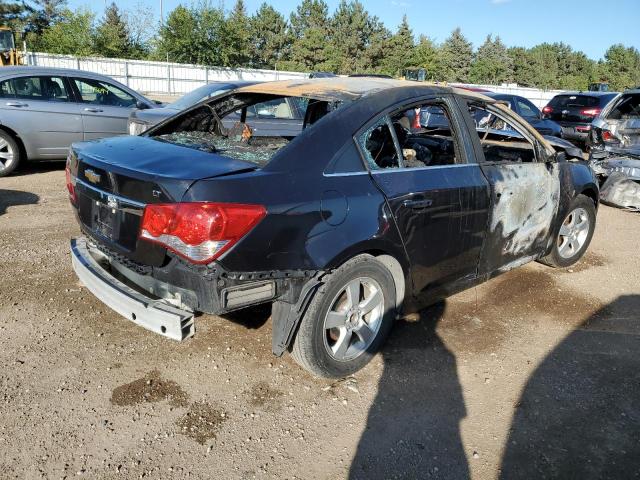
[150,93,342,167]
[155,131,289,166]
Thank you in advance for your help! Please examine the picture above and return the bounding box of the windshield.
[169,84,232,111]
[0,30,15,51]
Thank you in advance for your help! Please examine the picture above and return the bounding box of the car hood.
[130,107,180,126]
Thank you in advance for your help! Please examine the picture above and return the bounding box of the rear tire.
[539,194,596,268]
[0,130,21,177]
[291,254,396,378]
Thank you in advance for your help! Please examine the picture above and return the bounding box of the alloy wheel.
[558,207,590,259]
[323,277,384,361]
[0,138,15,173]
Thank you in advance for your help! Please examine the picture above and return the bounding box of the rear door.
[465,101,561,274]
[357,95,490,299]
[70,77,139,139]
[0,75,82,158]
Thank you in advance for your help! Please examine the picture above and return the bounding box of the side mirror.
[136,100,150,110]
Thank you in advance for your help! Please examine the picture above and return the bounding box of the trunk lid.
[71,135,258,265]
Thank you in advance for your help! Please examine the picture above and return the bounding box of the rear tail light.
[139,202,266,264]
[65,162,76,204]
[580,108,601,116]
[542,105,553,116]
[602,130,618,143]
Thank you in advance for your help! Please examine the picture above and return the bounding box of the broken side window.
[608,94,640,120]
[357,117,400,170]
[469,104,537,164]
[389,102,460,168]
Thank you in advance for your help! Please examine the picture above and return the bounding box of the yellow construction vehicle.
[0,27,23,66]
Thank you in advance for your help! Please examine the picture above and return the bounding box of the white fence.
[25,52,563,107]
[25,52,309,95]
[453,83,564,108]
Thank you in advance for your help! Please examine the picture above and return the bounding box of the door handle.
[402,199,433,209]
[6,101,28,107]
[83,107,103,113]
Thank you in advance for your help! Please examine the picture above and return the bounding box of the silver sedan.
[0,66,158,176]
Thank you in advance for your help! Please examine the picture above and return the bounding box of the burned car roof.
[236,77,493,103]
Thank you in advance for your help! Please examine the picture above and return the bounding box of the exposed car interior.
[469,104,537,163]
[359,102,459,170]
[608,93,640,119]
[152,93,340,167]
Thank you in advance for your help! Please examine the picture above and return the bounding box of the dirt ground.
[1,163,639,480]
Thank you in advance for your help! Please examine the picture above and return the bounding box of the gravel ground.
[1,163,639,480]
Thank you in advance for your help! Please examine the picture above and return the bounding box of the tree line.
[3,0,640,91]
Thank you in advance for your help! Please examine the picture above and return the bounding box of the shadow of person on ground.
[500,295,640,480]
[350,301,470,480]
[0,189,39,216]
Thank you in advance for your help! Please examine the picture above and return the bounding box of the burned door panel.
[479,162,560,274]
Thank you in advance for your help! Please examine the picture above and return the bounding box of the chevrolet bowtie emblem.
[85,169,101,184]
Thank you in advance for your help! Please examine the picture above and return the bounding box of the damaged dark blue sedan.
[67,78,599,378]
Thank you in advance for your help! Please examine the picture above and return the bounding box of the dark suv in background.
[542,92,618,146]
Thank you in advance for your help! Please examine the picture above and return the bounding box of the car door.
[356,96,491,300]
[70,77,139,140]
[247,97,304,137]
[0,75,82,158]
[465,101,561,275]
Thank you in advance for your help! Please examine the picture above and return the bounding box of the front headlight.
[128,120,149,136]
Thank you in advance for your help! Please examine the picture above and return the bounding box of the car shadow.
[12,160,65,177]
[349,301,470,480]
[219,302,272,330]
[499,294,640,479]
[0,189,39,216]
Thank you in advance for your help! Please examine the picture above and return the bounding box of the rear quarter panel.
[182,168,411,276]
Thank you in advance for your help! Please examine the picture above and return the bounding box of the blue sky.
[71,0,640,60]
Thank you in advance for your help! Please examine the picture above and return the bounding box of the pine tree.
[25,0,66,36]
[438,27,473,83]
[381,15,415,76]
[0,1,29,26]
[94,3,132,58]
[508,47,536,87]
[601,44,640,91]
[288,0,330,70]
[326,1,379,73]
[250,3,290,69]
[226,0,251,67]
[411,35,437,79]
[469,35,512,85]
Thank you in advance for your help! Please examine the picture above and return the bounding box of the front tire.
[0,130,21,177]
[540,194,596,268]
[291,254,396,378]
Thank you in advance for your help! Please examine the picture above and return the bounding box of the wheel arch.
[580,186,599,209]
[325,245,410,313]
